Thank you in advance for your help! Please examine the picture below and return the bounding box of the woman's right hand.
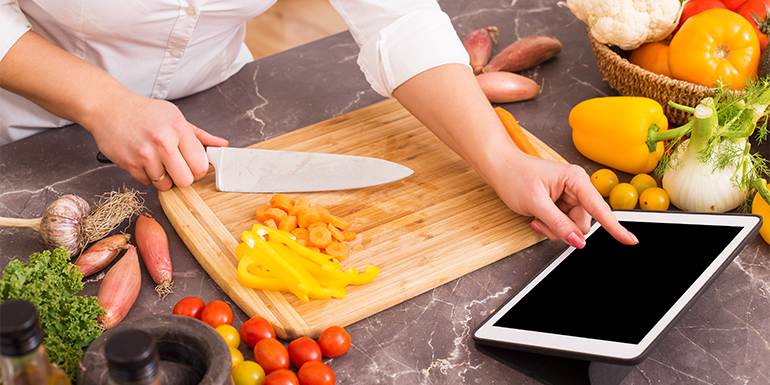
[87,91,228,191]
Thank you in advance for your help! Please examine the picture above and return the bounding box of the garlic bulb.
[39,194,91,256]
[661,102,747,212]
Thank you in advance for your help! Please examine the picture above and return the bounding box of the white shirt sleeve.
[330,0,470,97]
[0,0,32,61]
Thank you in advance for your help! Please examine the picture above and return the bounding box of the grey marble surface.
[2,1,769,384]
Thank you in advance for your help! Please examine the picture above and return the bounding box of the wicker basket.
[587,29,714,126]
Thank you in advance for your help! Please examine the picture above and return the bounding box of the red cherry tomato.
[254,338,290,374]
[287,337,322,369]
[263,369,299,385]
[297,361,335,385]
[317,326,351,358]
[723,0,749,11]
[738,0,770,51]
[240,316,276,348]
[675,0,727,35]
[199,300,233,329]
[172,296,205,320]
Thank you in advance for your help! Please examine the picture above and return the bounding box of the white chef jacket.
[0,0,469,144]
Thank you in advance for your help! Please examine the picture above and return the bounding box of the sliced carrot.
[494,106,541,158]
[325,241,349,261]
[307,221,328,232]
[264,218,278,229]
[297,239,307,247]
[327,223,345,242]
[298,207,322,229]
[342,230,357,242]
[264,207,287,223]
[307,246,321,253]
[326,214,349,230]
[278,215,298,232]
[270,194,295,213]
[296,197,311,207]
[291,228,310,244]
[309,226,332,249]
[255,205,272,222]
[315,207,330,222]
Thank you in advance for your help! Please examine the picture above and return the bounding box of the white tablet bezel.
[473,210,761,364]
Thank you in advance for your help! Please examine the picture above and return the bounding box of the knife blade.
[206,147,413,193]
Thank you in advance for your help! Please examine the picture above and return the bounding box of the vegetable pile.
[238,195,380,302]
[0,247,105,382]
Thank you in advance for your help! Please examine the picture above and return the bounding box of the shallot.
[0,189,144,256]
[97,245,141,330]
[74,233,130,277]
[482,36,562,74]
[463,26,499,75]
[135,213,174,298]
[476,71,540,103]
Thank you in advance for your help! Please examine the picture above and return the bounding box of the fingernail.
[531,222,543,234]
[567,232,586,249]
[628,231,639,244]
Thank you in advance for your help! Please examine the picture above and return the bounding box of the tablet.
[473,210,762,365]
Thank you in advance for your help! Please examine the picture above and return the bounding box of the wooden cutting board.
[159,98,566,340]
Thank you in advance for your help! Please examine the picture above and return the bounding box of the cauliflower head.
[559,0,682,51]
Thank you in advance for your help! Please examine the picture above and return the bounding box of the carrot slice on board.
[309,226,332,249]
[255,205,271,222]
[325,241,349,261]
[494,106,541,158]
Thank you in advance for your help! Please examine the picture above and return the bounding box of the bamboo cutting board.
[159,98,566,340]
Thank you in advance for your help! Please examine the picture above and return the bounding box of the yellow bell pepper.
[252,223,342,270]
[569,96,689,175]
[751,180,770,244]
[350,265,381,286]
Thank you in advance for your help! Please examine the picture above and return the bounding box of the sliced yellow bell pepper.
[241,231,318,302]
[350,265,380,285]
[252,224,342,270]
[569,97,689,175]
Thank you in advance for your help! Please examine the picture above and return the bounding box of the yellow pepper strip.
[242,231,317,302]
[237,255,342,299]
[350,265,380,285]
[252,224,342,270]
[237,255,289,291]
[329,286,345,299]
[267,240,353,281]
[235,242,252,261]
[315,267,357,288]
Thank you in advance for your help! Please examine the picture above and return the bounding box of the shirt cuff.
[357,9,470,97]
[0,1,32,61]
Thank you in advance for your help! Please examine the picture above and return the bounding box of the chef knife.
[206,147,413,193]
[96,148,414,193]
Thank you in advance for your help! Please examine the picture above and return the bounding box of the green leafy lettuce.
[0,247,105,382]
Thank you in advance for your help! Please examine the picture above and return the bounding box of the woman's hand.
[392,63,637,248]
[0,30,228,191]
[87,91,228,191]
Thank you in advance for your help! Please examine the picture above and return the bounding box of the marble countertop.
[2,1,769,384]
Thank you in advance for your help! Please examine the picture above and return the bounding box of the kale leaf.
[0,247,105,382]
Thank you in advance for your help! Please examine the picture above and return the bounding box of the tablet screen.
[492,221,742,345]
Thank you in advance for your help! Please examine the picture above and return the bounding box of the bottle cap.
[106,329,159,383]
[0,299,44,357]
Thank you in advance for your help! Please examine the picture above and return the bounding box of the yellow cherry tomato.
[591,168,619,197]
[216,324,241,348]
[630,173,657,195]
[639,187,670,211]
[230,345,244,369]
[231,360,266,385]
[609,183,639,210]
[751,187,770,244]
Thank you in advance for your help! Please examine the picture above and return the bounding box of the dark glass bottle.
[0,299,71,385]
[105,329,161,385]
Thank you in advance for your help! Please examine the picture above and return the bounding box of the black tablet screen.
[493,221,742,344]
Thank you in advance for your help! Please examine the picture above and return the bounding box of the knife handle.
[96,152,113,164]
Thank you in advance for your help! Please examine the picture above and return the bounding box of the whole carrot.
[494,107,541,158]
[135,212,174,298]
[463,26,499,75]
[97,245,141,330]
[74,233,130,277]
[482,36,562,73]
